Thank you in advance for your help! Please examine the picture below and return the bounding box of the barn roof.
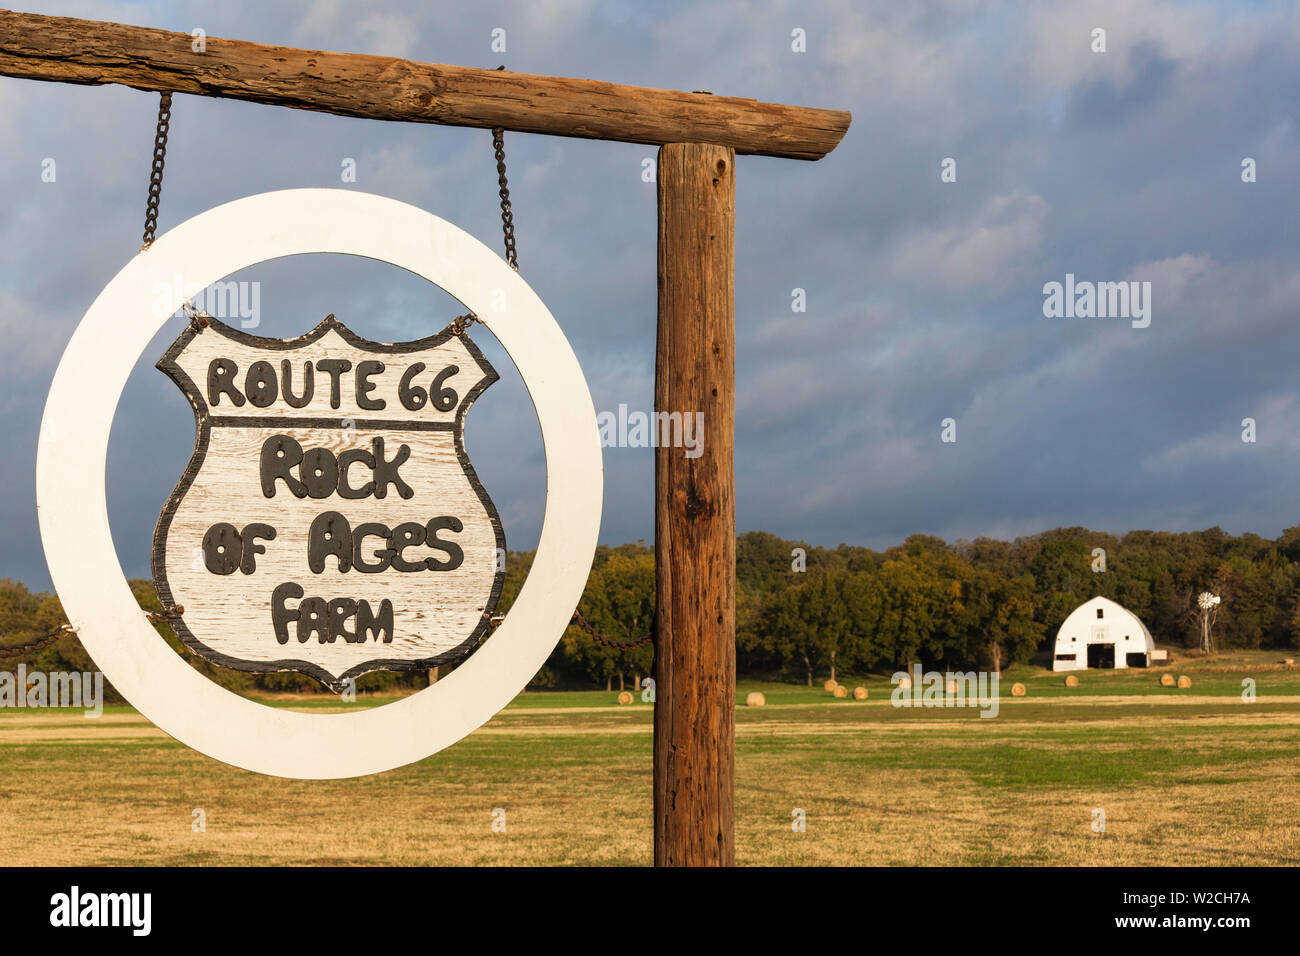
[1056,595,1153,645]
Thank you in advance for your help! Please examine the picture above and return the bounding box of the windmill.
[1196,592,1222,654]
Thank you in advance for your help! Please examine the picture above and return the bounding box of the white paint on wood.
[171,321,487,423]
[155,317,503,687]
[37,189,603,779]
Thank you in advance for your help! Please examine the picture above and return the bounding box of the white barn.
[1052,596,1155,671]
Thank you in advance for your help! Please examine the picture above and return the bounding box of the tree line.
[3,524,1299,694]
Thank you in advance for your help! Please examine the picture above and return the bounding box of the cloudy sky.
[2,0,1298,590]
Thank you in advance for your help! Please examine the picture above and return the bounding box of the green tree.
[564,549,654,690]
[750,567,877,685]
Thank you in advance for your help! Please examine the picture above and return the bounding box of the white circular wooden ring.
[36,189,602,778]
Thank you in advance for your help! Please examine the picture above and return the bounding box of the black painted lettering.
[245,360,277,408]
[357,599,394,643]
[301,447,339,499]
[239,523,276,574]
[281,359,314,409]
[260,435,307,498]
[316,358,352,409]
[430,364,459,412]
[207,358,245,407]
[337,448,376,499]
[271,582,303,645]
[297,597,330,643]
[389,522,426,572]
[352,523,393,573]
[372,438,413,499]
[399,362,427,410]
[202,523,242,575]
[328,598,359,644]
[308,511,353,573]
[356,360,386,411]
[425,516,465,571]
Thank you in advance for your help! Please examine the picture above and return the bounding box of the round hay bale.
[1177,675,1192,689]
[617,690,634,705]
[1160,673,1175,687]
[745,691,765,707]
[897,676,912,691]
[833,684,848,698]
[853,686,868,700]
[1011,682,1026,697]
[1064,674,1079,687]
[823,679,839,693]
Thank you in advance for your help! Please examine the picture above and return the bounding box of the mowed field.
[2,649,1299,866]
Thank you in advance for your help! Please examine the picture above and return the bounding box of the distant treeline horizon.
[3,524,1298,695]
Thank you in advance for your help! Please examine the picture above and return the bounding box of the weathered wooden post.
[654,142,736,865]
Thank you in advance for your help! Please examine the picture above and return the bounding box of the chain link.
[141,91,174,249]
[449,312,479,335]
[144,606,203,657]
[0,603,190,662]
[0,623,77,661]
[571,608,655,650]
[491,127,519,271]
[145,607,185,626]
[181,300,211,330]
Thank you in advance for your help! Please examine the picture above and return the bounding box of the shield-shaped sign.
[151,313,504,692]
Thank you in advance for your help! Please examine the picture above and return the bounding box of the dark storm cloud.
[1,0,1298,590]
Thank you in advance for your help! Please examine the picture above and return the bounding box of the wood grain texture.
[0,9,850,160]
[653,142,736,866]
[151,315,504,691]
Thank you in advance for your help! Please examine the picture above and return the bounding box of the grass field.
[2,649,1298,865]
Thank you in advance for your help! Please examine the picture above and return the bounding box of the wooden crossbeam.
[0,9,850,160]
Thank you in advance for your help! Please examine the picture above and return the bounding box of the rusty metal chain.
[181,300,211,330]
[491,126,519,271]
[0,603,195,662]
[449,312,479,335]
[571,608,655,650]
[0,623,77,661]
[145,607,185,626]
[144,606,203,657]
[0,605,189,662]
[141,91,173,249]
